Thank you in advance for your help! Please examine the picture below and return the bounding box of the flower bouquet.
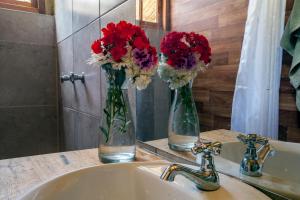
[89,21,158,163]
[158,31,211,151]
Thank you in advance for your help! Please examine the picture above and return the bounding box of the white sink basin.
[19,162,269,200]
[217,141,300,199]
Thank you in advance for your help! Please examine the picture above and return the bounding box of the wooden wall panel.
[171,0,300,142]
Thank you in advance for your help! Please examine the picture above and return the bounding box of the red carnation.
[102,22,116,37]
[160,31,211,68]
[110,46,127,62]
[133,36,149,49]
[149,46,158,63]
[91,39,102,54]
[90,21,157,65]
[117,21,135,40]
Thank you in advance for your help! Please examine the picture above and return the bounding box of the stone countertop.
[0,147,161,200]
[144,129,239,164]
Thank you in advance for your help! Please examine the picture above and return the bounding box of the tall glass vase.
[168,81,200,151]
[99,64,135,163]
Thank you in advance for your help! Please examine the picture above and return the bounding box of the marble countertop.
[0,147,161,200]
[144,129,239,163]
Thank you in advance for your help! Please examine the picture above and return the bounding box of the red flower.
[91,21,157,64]
[110,46,127,62]
[160,31,211,68]
[149,46,158,63]
[186,32,211,64]
[116,21,135,40]
[101,22,127,48]
[91,39,102,54]
[102,22,116,37]
[133,36,149,49]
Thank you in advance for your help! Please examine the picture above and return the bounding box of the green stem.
[100,63,129,143]
[178,83,196,125]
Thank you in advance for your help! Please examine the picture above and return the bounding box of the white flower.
[157,59,207,90]
[87,52,110,66]
[134,75,152,90]
[88,44,158,90]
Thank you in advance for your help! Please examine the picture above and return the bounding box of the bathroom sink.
[19,162,269,200]
[216,141,300,199]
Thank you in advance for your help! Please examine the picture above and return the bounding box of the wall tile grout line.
[57,16,100,45]
[0,39,56,47]
[57,0,129,45]
[0,7,59,158]
[62,106,101,120]
[57,0,138,150]
[100,0,129,18]
[0,105,57,109]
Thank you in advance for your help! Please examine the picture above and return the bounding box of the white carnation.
[157,61,206,90]
[134,75,151,90]
[87,52,110,66]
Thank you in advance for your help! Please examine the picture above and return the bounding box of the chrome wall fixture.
[60,74,72,82]
[60,72,85,83]
[73,72,85,83]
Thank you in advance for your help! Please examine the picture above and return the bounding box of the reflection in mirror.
[142,0,300,143]
[135,0,171,142]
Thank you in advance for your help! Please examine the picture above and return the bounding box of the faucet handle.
[237,133,268,146]
[255,135,269,145]
[73,72,85,83]
[192,141,222,156]
[60,72,85,84]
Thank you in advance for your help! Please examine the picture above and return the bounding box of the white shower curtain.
[231,0,286,139]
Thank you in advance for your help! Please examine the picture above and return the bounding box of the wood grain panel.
[171,0,300,142]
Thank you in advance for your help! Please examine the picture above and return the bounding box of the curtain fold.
[231,0,286,139]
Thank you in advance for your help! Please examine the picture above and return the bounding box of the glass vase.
[99,64,135,163]
[168,81,200,151]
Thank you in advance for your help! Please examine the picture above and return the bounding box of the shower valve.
[61,72,85,83]
[72,72,85,83]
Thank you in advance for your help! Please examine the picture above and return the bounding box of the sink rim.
[17,160,271,200]
[17,161,168,200]
[213,141,300,200]
[221,140,300,154]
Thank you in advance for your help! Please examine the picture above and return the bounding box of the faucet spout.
[161,163,220,191]
[257,143,275,165]
[161,141,222,191]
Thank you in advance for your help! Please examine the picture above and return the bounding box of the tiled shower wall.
[56,0,170,150]
[56,0,137,151]
[0,8,58,159]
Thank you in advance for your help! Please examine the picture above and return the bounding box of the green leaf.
[125,120,131,126]
[100,126,109,143]
[103,109,110,117]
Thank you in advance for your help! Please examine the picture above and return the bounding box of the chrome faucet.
[161,141,222,191]
[237,133,275,177]
[61,72,85,83]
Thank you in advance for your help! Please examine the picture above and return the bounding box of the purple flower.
[132,48,155,69]
[186,53,196,69]
[175,53,196,69]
